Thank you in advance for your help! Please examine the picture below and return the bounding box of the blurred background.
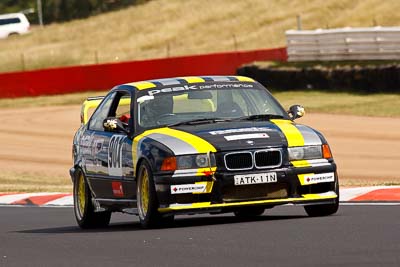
[2,0,400,72]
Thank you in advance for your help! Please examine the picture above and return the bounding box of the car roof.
[0,13,27,19]
[121,76,255,91]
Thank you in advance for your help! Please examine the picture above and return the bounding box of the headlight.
[161,154,215,171]
[195,155,209,167]
[176,155,209,169]
[177,155,193,169]
[288,146,322,161]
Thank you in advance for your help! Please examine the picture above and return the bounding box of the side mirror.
[288,105,305,120]
[103,117,129,134]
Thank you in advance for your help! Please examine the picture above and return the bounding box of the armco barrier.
[286,27,400,61]
[0,47,286,98]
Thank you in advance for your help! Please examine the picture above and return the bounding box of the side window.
[115,94,131,117]
[115,92,132,126]
[88,92,116,131]
[0,18,21,25]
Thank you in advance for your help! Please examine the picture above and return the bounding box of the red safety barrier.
[0,47,286,98]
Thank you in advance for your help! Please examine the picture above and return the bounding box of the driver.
[140,95,173,127]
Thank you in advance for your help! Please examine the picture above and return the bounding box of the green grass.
[0,91,107,109]
[1,90,399,118]
[273,90,400,117]
[339,179,400,187]
[2,0,400,73]
[0,172,71,193]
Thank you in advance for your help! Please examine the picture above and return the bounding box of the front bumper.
[154,163,338,214]
[158,192,337,214]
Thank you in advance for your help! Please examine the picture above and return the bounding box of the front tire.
[304,181,339,217]
[73,170,111,229]
[137,161,174,228]
[234,206,265,218]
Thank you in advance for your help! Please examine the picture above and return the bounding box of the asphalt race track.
[0,205,399,267]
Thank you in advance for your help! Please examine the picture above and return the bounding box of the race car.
[70,75,339,229]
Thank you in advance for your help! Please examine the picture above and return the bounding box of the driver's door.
[86,90,136,200]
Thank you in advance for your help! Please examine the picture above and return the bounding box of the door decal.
[108,135,126,176]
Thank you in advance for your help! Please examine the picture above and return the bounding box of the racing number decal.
[108,135,126,176]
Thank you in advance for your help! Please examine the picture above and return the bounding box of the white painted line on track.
[0,204,71,208]
[340,202,400,206]
[43,195,73,206]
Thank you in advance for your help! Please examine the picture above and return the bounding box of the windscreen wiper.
[168,117,232,127]
[235,114,285,121]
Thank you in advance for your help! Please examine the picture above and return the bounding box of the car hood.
[169,120,323,151]
[139,120,325,156]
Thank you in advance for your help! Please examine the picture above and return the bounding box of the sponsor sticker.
[79,132,95,155]
[224,133,270,141]
[147,83,254,96]
[108,135,126,176]
[170,184,207,194]
[198,83,254,90]
[300,172,335,185]
[112,181,124,197]
[209,127,271,136]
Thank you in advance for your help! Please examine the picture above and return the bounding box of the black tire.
[137,161,174,228]
[234,206,265,218]
[8,32,19,38]
[304,181,339,217]
[73,170,111,229]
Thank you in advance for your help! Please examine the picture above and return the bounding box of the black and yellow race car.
[70,76,339,228]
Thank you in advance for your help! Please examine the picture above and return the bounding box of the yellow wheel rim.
[140,168,149,215]
[77,173,86,216]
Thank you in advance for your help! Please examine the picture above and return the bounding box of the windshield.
[136,82,288,129]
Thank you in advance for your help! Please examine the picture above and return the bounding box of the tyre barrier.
[237,63,400,93]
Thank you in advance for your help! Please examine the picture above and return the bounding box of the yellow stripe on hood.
[271,119,305,147]
[153,128,216,153]
[132,127,217,173]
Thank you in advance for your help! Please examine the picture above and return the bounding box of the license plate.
[234,172,277,186]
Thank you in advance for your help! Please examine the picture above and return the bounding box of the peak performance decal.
[147,83,254,96]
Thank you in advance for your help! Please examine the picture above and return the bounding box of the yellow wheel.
[76,173,86,219]
[139,167,149,216]
[137,161,174,228]
[73,169,111,229]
